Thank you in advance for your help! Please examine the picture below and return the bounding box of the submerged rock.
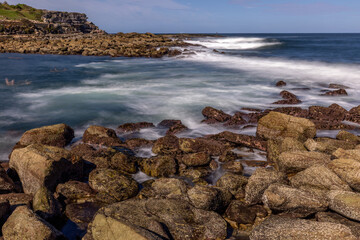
[201,106,231,124]
[273,90,302,105]
[322,88,348,96]
[117,122,154,133]
[83,125,122,146]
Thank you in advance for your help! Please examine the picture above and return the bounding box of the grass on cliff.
[0,2,43,21]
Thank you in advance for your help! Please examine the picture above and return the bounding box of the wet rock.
[328,158,360,191]
[201,106,231,123]
[65,202,102,230]
[256,111,316,142]
[304,138,356,154]
[33,186,61,220]
[117,122,154,133]
[166,122,188,135]
[316,212,360,238]
[332,148,360,161]
[139,155,177,177]
[216,172,248,196]
[19,123,74,148]
[125,138,154,150]
[337,130,360,143]
[328,190,360,221]
[275,81,286,87]
[329,83,349,89]
[179,137,228,156]
[187,185,232,212]
[157,119,182,128]
[272,107,309,118]
[56,181,96,203]
[145,198,227,240]
[276,151,331,174]
[346,105,360,124]
[9,144,76,195]
[273,90,302,104]
[218,150,240,162]
[322,88,348,96]
[152,135,180,155]
[151,178,188,200]
[225,112,247,126]
[250,215,356,240]
[267,137,306,164]
[309,104,349,130]
[262,183,328,217]
[110,152,137,174]
[0,193,33,210]
[245,168,287,205]
[222,161,244,174]
[180,152,211,167]
[213,131,267,151]
[2,206,65,240]
[83,125,122,146]
[290,165,351,196]
[89,168,138,203]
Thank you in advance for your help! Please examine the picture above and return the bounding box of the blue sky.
[6,0,360,33]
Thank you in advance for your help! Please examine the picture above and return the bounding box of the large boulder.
[328,190,360,221]
[224,200,265,225]
[0,167,16,193]
[65,202,102,230]
[2,206,65,240]
[304,138,356,154]
[256,112,316,142]
[250,215,356,240]
[245,168,287,205]
[267,137,305,164]
[276,151,331,173]
[216,172,248,196]
[180,152,211,167]
[201,106,231,124]
[71,144,116,168]
[317,212,360,238]
[139,155,177,177]
[89,168,138,203]
[328,158,360,191]
[19,123,74,147]
[337,130,360,143]
[290,165,351,196]
[213,131,267,151]
[9,144,76,195]
[262,183,328,217]
[33,186,61,220]
[82,125,122,146]
[0,193,33,210]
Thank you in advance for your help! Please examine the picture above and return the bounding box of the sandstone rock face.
[250,215,356,240]
[262,183,328,217]
[139,155,177,177]
[245,168,287,205]
[180,152,211,167]
[9,144,74,195]
[2,206,65,240]
[256,112,316,142]
[89,168,138,203]
[82,125,122,146]
[290,165,351,195]
[328,158,360,191]
[276,151,331,173]
[19,123,74,148]
[328,190,360,221]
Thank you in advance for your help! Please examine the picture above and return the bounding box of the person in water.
[5,78,14,86]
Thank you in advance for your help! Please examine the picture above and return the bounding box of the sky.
[5,0,360,33]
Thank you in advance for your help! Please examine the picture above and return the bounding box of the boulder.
[328,158,360,191]
[19,123,74,148]
[224,200,257,225]
[125,138,154,150]
[110,152,137,174]
[290,165,351,196]
[328,190,360,221]
[346,105,360,124]
[276,151,331,173]
[332,149,360,162]
[9,144,75,195]
[56,181,96,203]
[216,172,248,196]
[304,138,356,154]
[0,193,32,210]
[337,130,360,143]
[71,144,116,168]
[65,202,102,230]
[33,186,61,220]
[222,161,243,174]
[267,137,305,163]
[2,206,65,240]
[213,131,267,151]
[179,166,211,181]
[316,212,360,238]
[82,125,122,146]
[256,112,316,142]
[0,167,16,193]
[117,122,154,133]
[250,215,356,240]
[152,135,180,155]
[273,90,301,104]
[245,168,287,205]
[225,112,247,126]
[275,81,286,87]
[179,138,228,156]
[89,168,138,203]
[166,122,188,135]
[180,152,211,167]
[322,89,348,96]
[262,183,328,217]
[150,178,188,200]
[139,155,177,177]
[201,106,231,123]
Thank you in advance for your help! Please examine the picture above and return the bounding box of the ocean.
[1,33,360,161]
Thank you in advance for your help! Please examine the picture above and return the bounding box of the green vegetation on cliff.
[0,2,43,21]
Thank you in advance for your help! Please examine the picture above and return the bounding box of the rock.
[308,104,349,129]
[65,202,102,230]
[179,166,211,181]
[304,138,356,154]
[0,167,16,193]
[216,172,248,196]
[83,125,122,146]
[262,183,328,217]
[273,90,301,104]
[151,178,188,200]
[180,152,211,167]
[152,135,180,155]
[209,160,219,170]
[157,119,182,128]
[213,131,267,151]
[110,152,137,174]
[276,151,331,173]
[117,122,154,133]
[290,165,351,196]
[71,144,116,168]
[332,148,360,162]
[179,137,228,156]
[328,190,360,221]
[245,168,287,205]
[225,112,247,126]
[224,200,258,225]
[56,181,96,203]
[250,215,356,240]
[9,144,76,195]
[328,158,360,191]
[218,150,239,162]
[337,130,360,143]
[0,193,32,210]
[2,206,65,240]
[267,137,305,164]
[323,89,348,96]
[222,161,244,174]
[89,168,138,203]
[139,155,177,177]
[201,106,231,123]
[33,186,61,220]
[256,112,316,142]
[275,81,286,87]
[19,123,74,148]
[166,122,188,135]
[187,185,232,212]
[125,138,154,150]
[346,105,360,124]
[145,198,227,240]
[272,107,309,118]
[316,212,360,238]
[329,83,349,89]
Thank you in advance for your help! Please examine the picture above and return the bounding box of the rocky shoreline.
[0,81,359,239]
